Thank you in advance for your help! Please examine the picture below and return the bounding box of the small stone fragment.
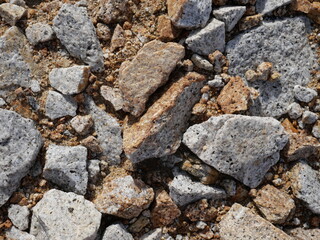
[208,50,227,73]
[256,0,293,15]
[102,223,133,240]
[287,102,303,120]
[44,144,88,195]
[290,0,311,13]
[213,6,246,32]
[257,62,273,81]
[81,136,103,153]
[157,15,179,41]
[128,216,150,233]
[312,121,320,139]
[100,85,124,111]
[119,40,185,116]
[0,3,26,26]
[97,0,131,24]
[45,91,77,120]
[191,54,213,71]
[30,189,101,240]
[6,227,35,240]
[140,228,163,240]
[238,14,263,31]
[286,228,320,240]
[94,175,154,219]
[87,159,100,182]
[49,66,90,95]
[30,80,41,93]
[308,2,320,24]
[186,18,225,56]
[219,203,293,239]
[167,0,212,29]
[25,23,55,45]
[70,115,93,135]
[96,23,112,41]
[110,24,125,51]
[293,85,317,103]
[8,205,30,231]
[245,69,259,82]
[10,0,26,7]
[302,110,318,125]
[0,97,6,106]
[208,75,225,88]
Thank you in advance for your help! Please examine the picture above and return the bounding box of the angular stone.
[49,66,90,95]
[219,203,293,239]
[85,96,122,165]
[256,0,292,15]
[44,144,88,195]
[167,0,212,29]
[70,115,93,135]
[87,159,100,182]
[0,109,42,207]
[0,3,26,25]
[81,136,103,153]
[286,228,320,240]
[226,17,316,117]
[302,110,318,125]
[25,23,55,46]
[291,0,311,14]
[119,40,185,117]
[8,205,30,231]
[110,24,125,51]
[97,0,131,24]
[293,85,317,103]
[53,4,104,72]
[157,15,180,41]
[213,6,246,32]
[101,86,124,111]
[94,175,154,219]
[287,102,303,120]
[185,18,225,56]
[124,72,206,163]
[6,227,35,240]
[183,115,288,188]
[96,23,112,41]
[289,161,320,214]
[140,228,163,240]
[251,185,295,224]
[45,90,78,120]
[102,223,133,240]
[312,121,320,139]
[191,54,213,71]
[208,50,227,73]
[30,189,101,240]
[308,2,320,24]
[168,171,226,206]
[10,0,27,7]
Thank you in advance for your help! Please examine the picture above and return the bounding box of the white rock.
[186,18,225,56]
[45,90,77,120]
[44,144,88,195]
[213,6,246,32]
[87,159,100,182]
[30,189,101,240]
[70,115,93,135]
[294,85,317,103]
[49,66,90,95]
[0,3,26,25]
[191,54,213,71]
[101,85,124,111]
[287,102,303,120]
[183,115,288,188]
[208,75,225,88]
[256,0,293,15]
[30,80,41,93]
[102,223,134,240]
[6,227,35,240]
[302,110,318,124]
[25,23,55,45]
[8,205,30,231]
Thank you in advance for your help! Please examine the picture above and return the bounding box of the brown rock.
[110,24,125,51]
[80,136,103,153]
[291,0,312,13]
[97,0,131,24]
[119,40,185,116]
[251,185,295,224]
[128,216,150,233]
[257,62,273,81]
[157,15,180,41]
[208,50,227,73]
[96,23,112,41]
[184,199,218,222]
[123,72,206,162]
[238,14,263,31]
[308,2,320,24]
[151,190,181,227]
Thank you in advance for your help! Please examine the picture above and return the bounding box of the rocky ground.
[0,0,320,239]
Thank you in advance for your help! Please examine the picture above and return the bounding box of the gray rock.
[160,154,183,168]
[6,227,35,240]
[183,115,288,188]
[49,66,90,95]
[53,4,104,72]
[100,85,124,111]
[0,97,6,106]
[287,102,303,120]
[290,161,320,214]
[87,159,100,182]
[70,115,93,135]
[302,110,318,125]
[0,109,42,207]
[30,189,101,240]
[8,205,30,231]
[213,6,246,32]
[208,75,225,88]
[45,90,77,120]
[226,17,316,117]
[85,96,122,165]
[0,3,26,25]
[30,80,41,93]
[169,171,226,206]
[293,85,317,103]
[186,18,225,56]
[256,0,292,15]
[286,228,320,240]
[25,23,55,45]
[167,0,212,29]
[9,0,26,8]
[191,54,213,71]
[44,144,88,195]
[140,228,163,240]
[102,223,134,240]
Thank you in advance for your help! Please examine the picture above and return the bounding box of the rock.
[87,159,100,182]
[183,115,288,188]
[256,0,292,15]
[140,228,163,240]
[8,205,30,231]
[49,66,90,95]
[123,72,206,163]
[6,227,35,240]
[287,102,303,120]
[256,62,273,81]
[110,24,125,51]
[70,115,93,135]
[157,15,180,41]
[0,109,42,207]
[213,6,246,32]
[185,199,218,222]
[217,76,258,114]
[208,76,225,88]
[293,85,317,103]
[85,96,122,165]
[0,3,26,25]
[168,171,226,206]
[9,0,26,7]
[245,69,260,82]
[167,0,212,29]
[97,0,131,24]
[94,175,154,219]
[96,23,112,41]
[291,0,312,14]
[302,111,318,124]
[119,40,185,117]
[0,97,6,106]
[191,54,213,71]
[251,185,295,224]
[100,85,124,111]
[185,18,225,56]
[30,189,101,240]
[219,203,293,239]
[102,223,134,240]
[286,228,320,240]
[30,80,41,93]
[53,4,104,72]
[312,121,320,138]
[220,179,237,197]
[81,136,103,153]
[226,17,316,117]
[238,14,263,31]
[25,23,55,45]
[308,2,320,24]
[45,90,78,120]
[208,50,227,73]
[128,216,150,233]
[289,161,320,214]
[151,190,181,227]
[44,144,88,195]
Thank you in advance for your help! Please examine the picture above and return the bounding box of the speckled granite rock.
[286,228,320,240]
[97,0,131,24]
[6,227,35,240]
[0,3,26,25]
[101,85,124,111]
[124,72,205,163]
[213,6,246,31]
[8,205,30,231]
[102,223,134,240]
[25,23,55,45]
[119,40,185,117]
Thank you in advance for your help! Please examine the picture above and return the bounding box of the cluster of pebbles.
[0,0,320,239]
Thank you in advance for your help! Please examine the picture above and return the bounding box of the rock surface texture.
[25,23,54,45]
[213,6,246,31]
[102,223,134,240]
[256,0,293,15]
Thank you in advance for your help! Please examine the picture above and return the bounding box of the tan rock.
[308,2,320,24]
[123,72,205,162]
[93,175,154,219]
[110,24,125,51]
[100,85,124,111]
[128,216,150,233]
[286,228,320,240]
[119,40,185,116]
[80,136,103,153]
[97,0,131,24]
[0,3,26,26]
[157,15,180,41]
[238,14,263,31]
[251,185,295,224]
[257,62,273,81]
[291,0,312,13]
[151,190,181,227]
[245,69,259,82]
[208,50,227,73]
[219,203,293,240]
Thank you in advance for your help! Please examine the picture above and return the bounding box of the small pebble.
[191,54,214,71]
[287,102,303,120]
[302,111,318,125]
